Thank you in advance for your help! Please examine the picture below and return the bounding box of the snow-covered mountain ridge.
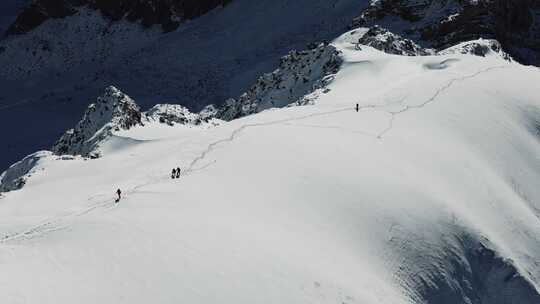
[0,27,514,193]
[0,0,370,172]
[1,0,537,174]
[1,27,540,303]
[52,86,221,159]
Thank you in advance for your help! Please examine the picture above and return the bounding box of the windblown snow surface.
[1,30,540,303]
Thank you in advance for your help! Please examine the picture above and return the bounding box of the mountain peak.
[52,85,143,158]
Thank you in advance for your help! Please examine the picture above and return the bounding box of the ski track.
[0,65,507,244]
[376,65,508,138]
[187,64,508,170]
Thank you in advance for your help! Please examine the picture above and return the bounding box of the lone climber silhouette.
[115,189,122,203]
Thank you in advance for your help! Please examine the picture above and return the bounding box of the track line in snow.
[376,65,508,139]
[187,65,508,171]
[185,107,356,172]
[0,197,114,243]
[0,173,167,243]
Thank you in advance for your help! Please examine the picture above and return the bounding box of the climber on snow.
[356,103,359,112]
[115,189,122,203]
[171,168,177,179]
[176,167,181,178]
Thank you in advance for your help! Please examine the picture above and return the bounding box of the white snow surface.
[2,31,540,303]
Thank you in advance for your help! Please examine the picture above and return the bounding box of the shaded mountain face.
[354,0,540,65]
[6,0,231,35]
[0,0,28,34]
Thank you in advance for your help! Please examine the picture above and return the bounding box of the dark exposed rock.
[145,104,219,126]
[358,25,431,56]
[7,0,232,35]
[353,0,540,66]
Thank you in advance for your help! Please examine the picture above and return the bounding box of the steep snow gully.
[1,63,506,245]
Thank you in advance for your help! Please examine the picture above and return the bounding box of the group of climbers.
[171,167,181,179]
[114,167,182,204]
[115,103,360,202]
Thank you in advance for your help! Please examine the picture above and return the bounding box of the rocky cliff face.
[6,0,231,35]
[354,0,540,65]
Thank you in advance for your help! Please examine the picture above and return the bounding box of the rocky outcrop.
[145,104,219,126]
[353,0,540,66]
[6,0,232,35]
[52,86,143,157]
[357,25,431,56]
[217,43,342,120]
[0,151,53,193]
[438,38,513,61]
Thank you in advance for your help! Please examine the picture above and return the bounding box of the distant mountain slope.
[6,0,232,35]
[0,0,369,171]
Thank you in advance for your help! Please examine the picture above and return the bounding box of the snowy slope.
[1,29,540,303]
